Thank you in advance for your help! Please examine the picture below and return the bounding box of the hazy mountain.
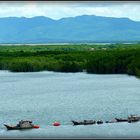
[0,15,140,43]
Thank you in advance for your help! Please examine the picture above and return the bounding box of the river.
[0,70,140,138]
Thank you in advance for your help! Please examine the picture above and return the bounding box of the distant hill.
[0,15,140,43]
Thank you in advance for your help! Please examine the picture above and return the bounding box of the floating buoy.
[33,125,40,129]
[53,122,60,126]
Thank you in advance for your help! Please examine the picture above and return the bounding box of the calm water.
[0,70,140,138]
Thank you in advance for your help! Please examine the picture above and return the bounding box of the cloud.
[0,1,139,21]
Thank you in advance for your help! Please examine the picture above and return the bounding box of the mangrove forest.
[0,44,139,78]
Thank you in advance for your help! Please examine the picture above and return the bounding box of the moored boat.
[115,118,128,122]
[4,124,33,130]
[72,120,96,125]
[128,115,140,123]
[4,120,35,130]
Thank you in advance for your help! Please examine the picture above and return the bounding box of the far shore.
[0,42,138,46]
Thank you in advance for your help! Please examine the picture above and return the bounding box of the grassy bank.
[0,44,140,77]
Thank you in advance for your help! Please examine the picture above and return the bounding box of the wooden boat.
[4,120,34,130]
[128,115,140,123]
[72,120,96,125]
[4,124,33,130]
[115,118,128,122]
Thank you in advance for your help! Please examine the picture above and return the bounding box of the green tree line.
[0,46,139,78]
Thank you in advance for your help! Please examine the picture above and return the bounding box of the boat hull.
[4,124,33,130]
[115,118,128,122]
[72,120,96,125]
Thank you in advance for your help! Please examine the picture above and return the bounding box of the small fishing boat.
[115,118,128,122]
[128,115,140,123]
[72,120,96,125]
[4,120,38,130]
[4,124,33,130]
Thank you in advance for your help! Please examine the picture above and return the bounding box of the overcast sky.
[0,1,140,21]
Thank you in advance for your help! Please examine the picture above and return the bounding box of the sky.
[0,1,140,21]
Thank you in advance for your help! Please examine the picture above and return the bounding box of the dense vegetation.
[0,44,140,78]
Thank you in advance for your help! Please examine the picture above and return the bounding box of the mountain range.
[0,15,140,43]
